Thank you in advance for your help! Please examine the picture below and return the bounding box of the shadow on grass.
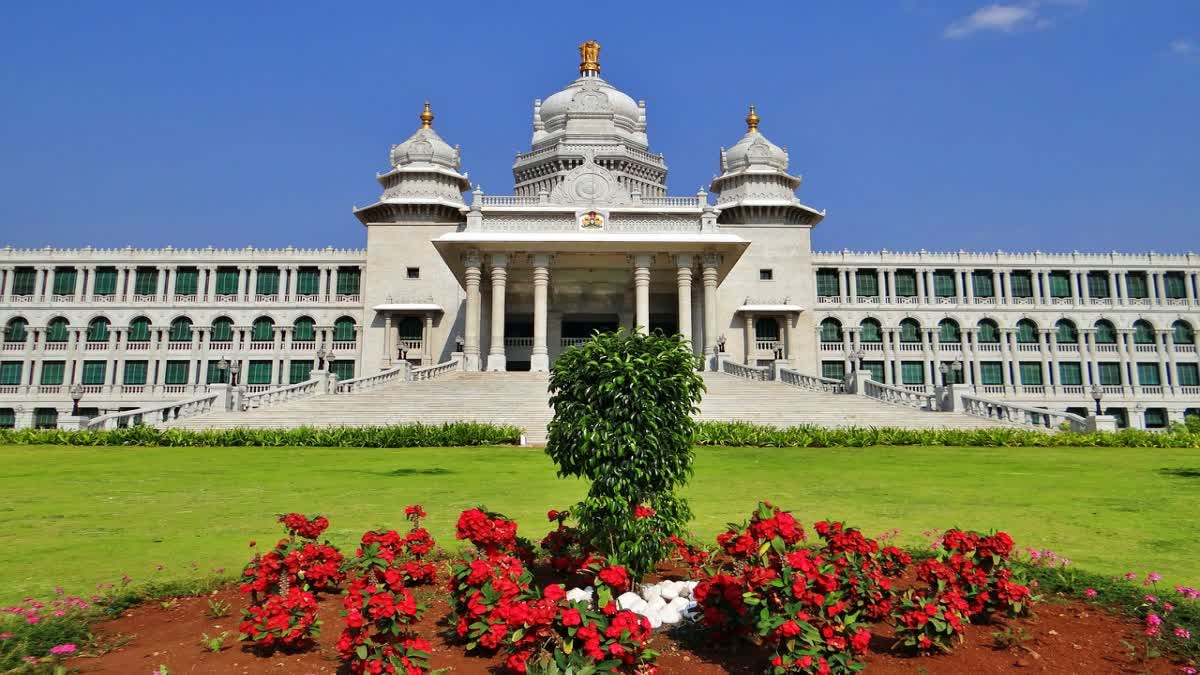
[379,467,455,477]
[1158,467,1200,479]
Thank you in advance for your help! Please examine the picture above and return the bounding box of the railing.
[337,363,409,394]
[242,378,325,410]
[755,340,782,352]
[86,389,222,430]
[719,358,770,381]
[399,339,423,353]
[505,337,534,347]
[959,394,1087,432]
[410,357,462,382]
[641,196,701,207]
[862,379,937,411]
[560,337,589,347]
[332,341,357,351]
[2,342,25,351]
[778,367,845,393]
[480,195,541,206]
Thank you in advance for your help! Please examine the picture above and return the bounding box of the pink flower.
[49,643,77,655]
[1146,572,1163,584]
[0,633,12,639]
[1181,668,1197,675]
[1084,588,1098,598]
[1145,595,1158,604]
[1175,627,1191,640]
[1124,572,1138,580]
[1147,613,1163,626]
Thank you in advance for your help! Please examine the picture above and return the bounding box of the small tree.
[545,328,705,577]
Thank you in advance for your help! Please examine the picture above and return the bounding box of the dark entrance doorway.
[561,313,619,339]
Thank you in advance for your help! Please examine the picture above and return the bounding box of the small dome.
[721,106,789,173]
[389,102,462,171]
[537,75,642,133]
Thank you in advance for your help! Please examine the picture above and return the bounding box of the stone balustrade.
[862,378,937,411]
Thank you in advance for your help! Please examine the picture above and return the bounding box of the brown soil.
[64,585,1187,675]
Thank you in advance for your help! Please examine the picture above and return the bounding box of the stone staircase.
[169,371,1006,444]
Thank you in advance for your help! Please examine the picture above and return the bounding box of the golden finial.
[746,104,760,133]
[419,101,434,129]
[579,40,601,75]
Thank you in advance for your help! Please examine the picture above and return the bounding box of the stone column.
[77,266,89,302]
[382,314,394,368]
[1117,329,1134,395]
[1152,271,1164,306]
[743,312,756,364]
[423,313,435,366]
[785,313,799,369]
[966,328,981,386]
[998,269,1010,304]
[876,269,886,302]
[847,269,858,303]
[1186,272,1197,306]
[916,268,927,304]
[632,254,652,334]
[1161,329,1178,393]
[43,267,56,301]
[964,270,975,303]
[317,266,328,300]
[0,266,11,303]
[675,254,693,349]
[487,253,508,372]
[247,267,259,303]
[164,266,176,303]
[330,267,341,301]
[882,328,894,384]
[1108,270,1119,303]
[1000,328,1016,394]
[1046,329,1060,393]
[1081,329,1096,386]
[1079,271,1091,303]
[462,251,482,372]
[691,283,704,357]
[530,253,552,372]
[1032,270,1043,305]
[923,328,936,384]
[702,253,720,368]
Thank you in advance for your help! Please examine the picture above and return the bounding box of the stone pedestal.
[936,384,972,412]
[1086,414,1118,433]
[58,414,87,431]
[769,359,788,381]
[844,369,873,395]
[209,383,233,410]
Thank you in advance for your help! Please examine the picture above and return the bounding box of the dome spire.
[419,101,434,129]
[746,104,760,133]
[578,39,601,76]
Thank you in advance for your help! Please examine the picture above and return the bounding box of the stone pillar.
[1161,329,1178,393]
[44,267,56,301]
[1079,271,1091,303]
[0,266,11,303]
[785,313,799,369]
[1117,329,1134,395]
[744,312,756,365]
[78,266,90,302]
[423,313,435,366]
[847,269,858,303]
[1047,329,1060,393]
[1152,271,1164,306]
[632,254,652,334]
[1186,273,1197,306]
[247,267,259,303]
[1108,270,1119,302]
[317,266,328,300]
[702,253,720,369]
[1081,329,1096,386]
[382,314,394,368]
[966,328,982,386]
[675,254,693,349]
[462,252,482,372]
[998,269,1010,304]
[882,327,894,384]
[1033,270,1044,305]
[330,267,340,301]
[916,268,927,304]
[923,328,936,384]
[964,270,975,303]
[691,283,704,357]
[530,253,551,372]
[487,253,508,372]
[1000,328,1016,394]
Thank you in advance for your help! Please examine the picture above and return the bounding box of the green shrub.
[1186,413,1200,434]
[545,329,705,578]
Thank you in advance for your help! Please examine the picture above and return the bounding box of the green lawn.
[1,444,1197,603]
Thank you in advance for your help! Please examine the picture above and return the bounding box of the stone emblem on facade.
[549,150,632,207]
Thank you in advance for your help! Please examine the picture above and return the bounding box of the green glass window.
[1164,272,1188,299]
[1059,362,1083,386]
[1125,273,1149,299]
[900,361,925,385]
[333,318,356,342]
[251,318,274,342]
[1009,272,1033,298]
[815,269,840,297]
[821,361,845,380]
[46,318,69,342]
[293,317,316,342]
[1056,321,1077,343]
[10,268,37,296]
[174,268,199,295]
[971,271,994,297]
[163,361,189,385]
[819,319,842,343]
[858,320,882,343]
[1137,363,1161,386]
[86,318,109,342]
[1177,364,1199,387]
[40,361,65,386]
[0,408,14,429]
[330,360,355,381]
[855,270,878,297]
[860,361,884,383]
[1019,362,1042,386]
[128,317,151,342]
[1133,321,1155,344]
[1174,321,1195,345]
[755,318,780,341]
[52,267,77,296]
[81,360,107,385]
[398,317,422,340]
[123,361,148,385]
[976,321,1000,343]
[979,362,1004,386]
[34,408,58,429]
[215,268,240,296]
[4,319,27,343]
[93,267,117,296]
[256,267,280,295]
[1144,408,1167,429]
[1094,321,1117,344]
[1098,362,1122,386]
[1086,272,1110,298]
[247,360,273,385]
[933,271,956,297]
[1015,320,1038,343]
[898,320,921,343]
[168,318,192,342]
[938,320,960,343]
[336,268,361,295]
[289,360,314,384]
[0,362,23,385]
[893,270,917,297]
[133,268,158,296]
[296,268,320,295]
[206,361,227,384]
[210,318,233,342]
[1048,271,1072,298]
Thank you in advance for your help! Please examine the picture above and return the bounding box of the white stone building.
[1,42,1197,430]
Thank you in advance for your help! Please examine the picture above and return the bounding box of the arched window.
[1015,319,1038,343]
[819,318,842,343]
[4,317,27,343]
[1055,319,1077,343]
[293,316,316,343]
[1094,320,1117,344]
[976,319,1000,343]
[46,317,70,343]
[333,316,356,342]
[168,317,193,342]
[128,317,152,343]
[251,317,275,342]
[898,318,921,343]
[86,317,110,342]
[210,317,234,343]
[1174,320,1195,346]
[938,319,960,343]
[1132,320,1156,345]
[859,318,882,343]
[755,317,780,341]
[397,317,423,340]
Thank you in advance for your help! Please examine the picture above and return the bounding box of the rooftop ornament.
[578,39,600,75]
[745,104,760,133]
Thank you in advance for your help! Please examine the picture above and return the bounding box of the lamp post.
[217,358,229,384]
[1090,384,1103,416]
[939,360,962,385]
[849,348,865,372]
[229,361,241,387]
[454,334,465,352]
[69,383,83,416]
[716,334,726,353]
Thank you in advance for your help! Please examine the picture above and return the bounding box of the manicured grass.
[1,444,1197,603]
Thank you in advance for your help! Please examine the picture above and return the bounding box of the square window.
[759,269,773,281]
[406,267,420,279]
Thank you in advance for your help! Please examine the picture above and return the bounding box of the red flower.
[543,584,566,602]
[634,504,656,519]
[561,607,582,626]
[597,565,631,592]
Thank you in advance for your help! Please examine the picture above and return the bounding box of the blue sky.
[1,1,1196,253]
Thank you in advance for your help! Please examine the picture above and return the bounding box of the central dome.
[536,75,642,137]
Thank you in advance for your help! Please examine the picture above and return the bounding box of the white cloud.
[1170,39,1196,56]
[944,4,1039,39]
